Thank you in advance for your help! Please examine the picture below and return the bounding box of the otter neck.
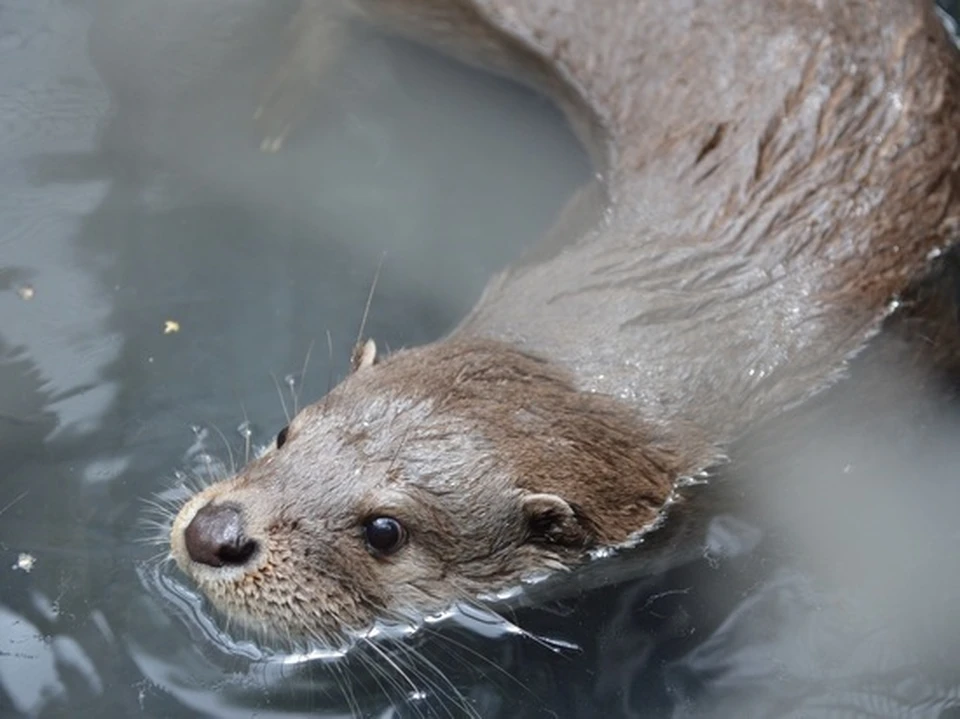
[372,337,720,546]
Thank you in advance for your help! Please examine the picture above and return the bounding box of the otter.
[169,0,960,647]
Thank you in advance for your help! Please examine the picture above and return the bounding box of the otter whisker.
[134,522,175,546]
[457,596,581,657]
[354,648,426,718]
[137,521,173,537]
[134,541,170,558]
[363,610,479,718]
[180,470,208,494]
[293,339,316,415]
[135,515,171,532]
[208,422,237,476]
[413,623,524,690]
[348,649,390,701]
[150,550,175,568]
[139,494,179,518]
[200,452,225,485]
[140,547,173,566]
[362,636,461,719]
[385,639,480,719]
[239,404,252,465]
[329,657,363,719]
[323,329,335,403]
[270,371,291,424]
[136,491,188,550]
[354,251,386,350]
[361,636,426,700]
[413,619,572,714]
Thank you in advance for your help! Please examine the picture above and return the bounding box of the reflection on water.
[1,0,959,717]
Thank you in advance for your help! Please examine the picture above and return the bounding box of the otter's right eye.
[363,517,406,556]
[275,426,289,449]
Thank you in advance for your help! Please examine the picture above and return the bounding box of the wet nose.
[183,502,258,568]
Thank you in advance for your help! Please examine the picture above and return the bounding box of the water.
[1,1,960,717]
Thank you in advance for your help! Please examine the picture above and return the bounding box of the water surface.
[2,1,960,717]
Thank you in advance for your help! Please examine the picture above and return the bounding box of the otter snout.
[183,502,258,568]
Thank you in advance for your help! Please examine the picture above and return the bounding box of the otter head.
[169,338,696,644]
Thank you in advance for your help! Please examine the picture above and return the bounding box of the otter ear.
[521,493,588,546]
[350,338,378,373]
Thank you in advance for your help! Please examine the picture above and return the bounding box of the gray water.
[2,1,960,717]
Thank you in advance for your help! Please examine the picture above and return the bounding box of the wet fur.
[173,0,960,647]
[171,339,717,642]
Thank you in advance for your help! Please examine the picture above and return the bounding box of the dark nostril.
[183,502,258,568]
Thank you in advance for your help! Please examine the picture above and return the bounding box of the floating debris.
[13,552,36,573]
[16,285,34,300]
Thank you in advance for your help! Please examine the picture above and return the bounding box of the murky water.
[2,1,960,717]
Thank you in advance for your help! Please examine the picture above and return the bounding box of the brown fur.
[171,339,717,641]
[171,0,960,643]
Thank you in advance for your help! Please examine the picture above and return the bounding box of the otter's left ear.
[521,493,589,546]
[350,338,378,373]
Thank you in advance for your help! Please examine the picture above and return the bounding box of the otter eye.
[364,517,406,555]
[275,426,289,449]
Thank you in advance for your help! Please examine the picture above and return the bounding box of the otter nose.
[183,503,257,568]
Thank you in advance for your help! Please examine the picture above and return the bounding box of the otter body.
[170,0,960,644]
